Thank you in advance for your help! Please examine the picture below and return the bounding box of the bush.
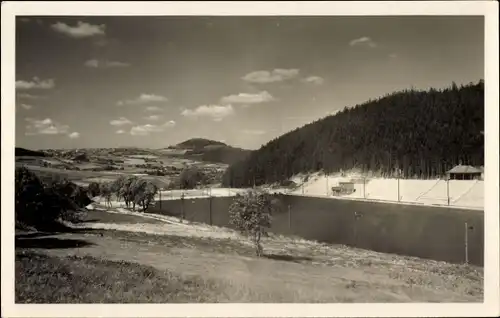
[87,182,101,197]
[228,191,280,256]
[15,167,87,230]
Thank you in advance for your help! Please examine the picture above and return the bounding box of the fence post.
[363,177,366,199]
[326,172,329,196]
[288,205,291,230]
[159,189,162,209]
[209,195,212,226]
[181,196,185,223]
[465,222,469,264]
[397,176,400,202]
[447,178,450,206]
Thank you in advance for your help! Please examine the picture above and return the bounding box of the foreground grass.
[16,251,231,303]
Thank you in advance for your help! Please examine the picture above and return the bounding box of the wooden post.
[326,172,329,196]
[181,196,185,223]
[288,205,291,230]
[209,195,212,226]
[465,222,469,264]
[447,178,450,206]
[363,177,366,199]
[397,175,400,202]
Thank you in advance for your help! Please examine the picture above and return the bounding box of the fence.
[147,194,484,266]
[285,176,484,210]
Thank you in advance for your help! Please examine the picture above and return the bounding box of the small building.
[446,165,482,180]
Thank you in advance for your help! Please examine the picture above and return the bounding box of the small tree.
[179,166,206,189]
[228,190,279,256]
[87,182,101,197]
[131,179,158,212]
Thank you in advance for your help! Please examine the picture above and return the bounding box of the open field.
[15,202,483,303]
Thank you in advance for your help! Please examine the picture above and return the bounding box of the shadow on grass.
[263,253,313,263]
[15,237,95,249]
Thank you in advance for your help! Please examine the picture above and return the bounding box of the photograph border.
[2,1,499,317]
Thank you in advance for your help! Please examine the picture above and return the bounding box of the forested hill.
[223,81,484,187]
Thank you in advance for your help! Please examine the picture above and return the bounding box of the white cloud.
[68,132,80,139]
[220,91,275,105]
[349,36,377,48]
[84,59,131,68]
[181,104,234,122]
[145,106,164,112]
[19,104,33,110]
[117,94,168,106]
[25,117,70,136]
[242,68,300,84]
[109,117,133,126]
[144,115,161,121]
[130,123,172,136]
[16,77,55,90]
[164,120,176,128]
[116,129,126,134]
[242,129,266,135]
[51,21,106,38]
[16,93,45,99]
[302,76,325,85]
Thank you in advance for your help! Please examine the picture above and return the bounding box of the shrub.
[228,191,280,256]
[15,167,87,230]
[87,182,101,197]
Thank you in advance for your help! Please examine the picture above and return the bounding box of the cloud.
[144,115,161,121]
[25,117,70,136]
[51,21,106,38]
[16,93,45,99]
[389,53,398,58]
[109,117,133,126]
[349,36,377,48]
[242,68,300,84]
[242,129,266,135]
[117,94,168,106]
[68,132,80,139]
[220,91,275,105]
[116,129,126,134]
[145,106,164,112]
[130,122,174,136]
[302,76,325,85]
[181,104,234,121]
[164,120,176,128]
[16,77,55,90]
[84,59,131,68]
[18,103,33,110]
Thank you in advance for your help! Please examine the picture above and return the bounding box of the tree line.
[223,80,484,187]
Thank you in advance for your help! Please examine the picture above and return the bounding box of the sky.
[14,16,484,150]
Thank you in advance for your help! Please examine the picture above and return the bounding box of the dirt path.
[17,229,481,303]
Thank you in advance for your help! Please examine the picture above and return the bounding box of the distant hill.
[174,138,227,150]
[223,81,484,187]
[168,138,252,165]
[15,147,46,157]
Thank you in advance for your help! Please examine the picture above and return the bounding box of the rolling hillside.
[164,138,252,165]
[223,81,484,187]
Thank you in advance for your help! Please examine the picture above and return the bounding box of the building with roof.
[446,165,483,180]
